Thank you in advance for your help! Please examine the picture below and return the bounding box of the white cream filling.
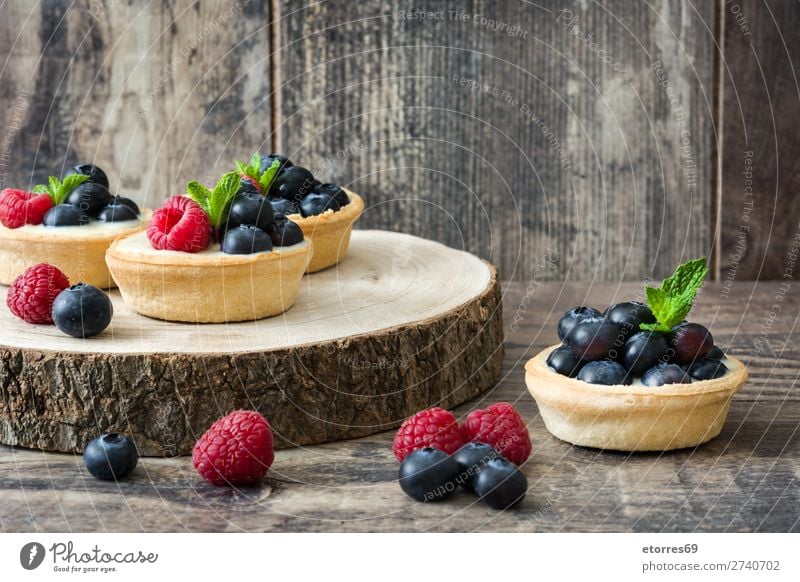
[118,229,307,257]
[13,217,144,238]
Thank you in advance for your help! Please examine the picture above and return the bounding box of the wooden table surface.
[1,281,798,532]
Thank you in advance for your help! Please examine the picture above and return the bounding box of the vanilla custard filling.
[3,217,145,239]
[117,229,308,258]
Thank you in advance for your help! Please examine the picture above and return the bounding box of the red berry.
[461,402,531,465]
[392,407,464,462]
[241,175,261,193]
[6,263,70,324]
[192,410,275,486]
[0,188,53,228]
[147,195,211,252]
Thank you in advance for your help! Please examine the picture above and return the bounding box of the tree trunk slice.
[0,230,503,456]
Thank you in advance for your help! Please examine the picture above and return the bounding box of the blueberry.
[221,224,272,255]
[706,345,725,361]
[260,153,293,174]
[266,217,304,247]
[108,195,140,215]
[577,360,631,385]
[622,331,669,376]
[453,442,500,492]
[641,363,690,386]
[557,306,602,341]
[65,163,109,189]
[546,345,585,377]
[238,178,261,196]
[43,204,88,227]
[227,191,274,231]
[604,301,656,337]
[270,166,316,200]
[299,192,340,217]
[474,457,528,510]
[97,203,139,223]
[315,183,350,207]
[52,283,113,338]
[398,447,460,502]
[83,433,138,480]
[565,317,624,361]
[65,181,112,217]
[688,358,728,381]
[669,322,713,365]
[270,197,299,217]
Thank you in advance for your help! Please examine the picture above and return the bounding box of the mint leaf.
[641,258,709,332]
[257,159,280,193]
[33,174,89,205]
[186,172,240,229]
[235,153,262,187]
[186,180,211,210]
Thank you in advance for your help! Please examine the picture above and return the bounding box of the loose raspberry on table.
[0,188,53,228]
[460,402,532,465]
[392,406,464,462]
[6,263,70,324]
[147,195,211,252]
[192,410,275,486]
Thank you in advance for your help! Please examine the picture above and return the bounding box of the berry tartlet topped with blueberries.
[235,153,364,272]
[0,164,148,288]
[525,259,748,452]
[105,169,313,323]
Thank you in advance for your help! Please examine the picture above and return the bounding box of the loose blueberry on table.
[83,433,139,480]
[548,258,731,386]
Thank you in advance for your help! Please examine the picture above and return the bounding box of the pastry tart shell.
[525,345,748,452]
[105,231,313,323]
[0,217,148,289]
[289,191,364,273]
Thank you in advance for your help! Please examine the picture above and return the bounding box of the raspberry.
[392,407,464,461]
[6,263,70,324]
[192,410,275,486]
[147,195,211,252]
[0,188,52,228]
[460,402,531,465]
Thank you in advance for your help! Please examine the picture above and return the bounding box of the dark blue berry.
[65,181,112,217]
[97,203,139,223]
[43,204,88,227]
[260,153,293,174]
[641,363,689,387]
[108,195,140,215]
[221,225,272,255]
[238,178,261,196]
[270,197,299,217]
[706,345,725,361]
[688,358,728,381]
[227,191,274,231]
[398,447,460,502]
[547,345,585,377]
[453,442,500,492]
[65,164,109,189]
[474,457,528,510]
[670,322,713,365]
[266,217,304,247]
[604,301,656,337]
[315,183,350,207]
[299,192,340,217]
[566,317,624,361]
[52,284,113,338]
[83,433,138,480]
[557,306,601,341]
[270,166,316,200]
[577,360,631,385]
[622,331,669,376]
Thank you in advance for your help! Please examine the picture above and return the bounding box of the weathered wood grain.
[275,0,716,281]
[0,282,797,532]
[718,0,800,281]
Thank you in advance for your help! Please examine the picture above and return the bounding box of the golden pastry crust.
[105,231,313,323]
[288,191,364,272]
[0,214,149,289]
[525,345,748,451]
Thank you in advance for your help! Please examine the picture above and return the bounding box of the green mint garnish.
[640,258,709,332]
[234,154,281,193]
[32,174,89,205]
[186,171,241,229]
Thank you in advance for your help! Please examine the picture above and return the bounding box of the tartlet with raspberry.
[525,259,748,452]
[106,170,313,322]
[0,164,148,288]
[236,153,364,272]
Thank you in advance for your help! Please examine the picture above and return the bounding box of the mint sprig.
[234,154,281,193]
[186,171,241,229]
[32,174,89,205]
[640,258,709,332]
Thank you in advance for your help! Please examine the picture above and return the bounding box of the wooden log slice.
[0,230,503,456]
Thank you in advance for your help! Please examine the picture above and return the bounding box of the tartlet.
[0,216,147,289]
[287,190,364,272]
[525,344,748,451]
[106,230,313,323]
